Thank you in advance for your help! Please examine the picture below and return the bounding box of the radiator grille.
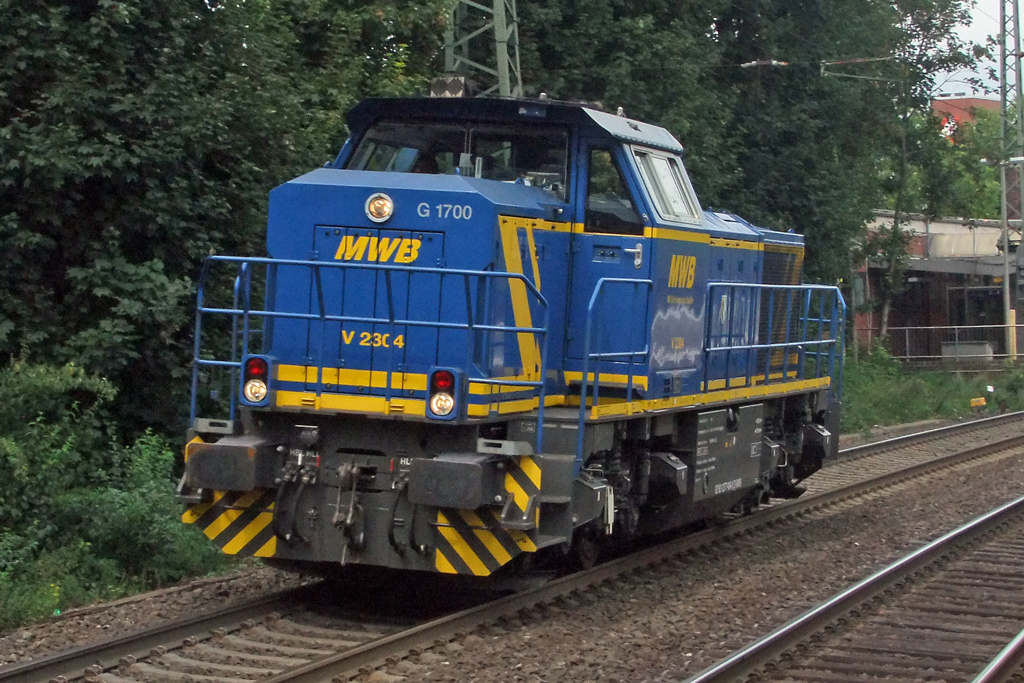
[759,244,804,371]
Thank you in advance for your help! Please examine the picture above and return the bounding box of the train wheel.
[566,523,601,571]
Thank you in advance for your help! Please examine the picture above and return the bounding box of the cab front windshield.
[346,120,569,201]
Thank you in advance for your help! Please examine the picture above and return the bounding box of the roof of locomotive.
[345,97,685,154]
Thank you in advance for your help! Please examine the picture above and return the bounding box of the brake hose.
[388,479,408,554]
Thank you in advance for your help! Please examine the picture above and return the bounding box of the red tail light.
[245,357,268,380]
[428,369,458,418]
[431,370,455,392]
[241,356,271,404]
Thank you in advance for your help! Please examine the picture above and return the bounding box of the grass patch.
[841,348,1024,433]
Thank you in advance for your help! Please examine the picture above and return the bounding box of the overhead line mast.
[434,0,523,98]
[999,0,1024,358]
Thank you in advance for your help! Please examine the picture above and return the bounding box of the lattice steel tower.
[439,0,523,98]
[998,0,1024,356]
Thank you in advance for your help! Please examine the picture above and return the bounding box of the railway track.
[0,584,421,683]
[4,413,1023,683]
[683,493,1024,683]
[805,412,1024,497]
[833,411,1024,463]
[91,609,401,683]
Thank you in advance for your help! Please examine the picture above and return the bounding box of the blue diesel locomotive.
[181,97,845,576]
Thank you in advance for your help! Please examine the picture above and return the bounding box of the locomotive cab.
[182,97,844,577]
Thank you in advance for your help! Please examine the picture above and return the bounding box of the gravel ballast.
[0,566,305,667]
[3,427,1021,682]
[378,448,1024,682]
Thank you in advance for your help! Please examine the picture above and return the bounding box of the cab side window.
[585,148,644,235]
[634,149,701,223]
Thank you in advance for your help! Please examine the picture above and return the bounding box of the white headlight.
[365,193,394,223]
[243,379,268,403]
[429,392,455,416]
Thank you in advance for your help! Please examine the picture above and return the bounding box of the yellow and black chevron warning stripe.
[434,509,537,575]
[504,455,541,527]
[182,490,277,558]
[433,455,542,576]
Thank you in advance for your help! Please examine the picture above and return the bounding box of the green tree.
[712,0,977,284]
[518,0,738,202]
[862,221,913,337]
[869,107,999,336]
[0,0,447,436]
[520,0,977,287]
[867,0,979,335]
[881,109,1001,221]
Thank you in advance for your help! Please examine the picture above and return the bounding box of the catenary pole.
[440,0,523,98]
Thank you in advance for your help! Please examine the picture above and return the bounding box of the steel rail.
[0,586,317,683]
[971,625,1024,683]
[7,425,1024,683]
[836,410,1024,460]
[682,470,1024,683]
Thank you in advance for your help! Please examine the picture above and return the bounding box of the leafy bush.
[52,434,225,586]
[841,350,1023,434]
[0,362,225,629]
[0,362,118,531]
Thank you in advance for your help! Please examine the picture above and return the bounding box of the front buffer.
[181,416,578,577]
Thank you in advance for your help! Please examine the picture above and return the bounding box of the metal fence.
[857,324,1022,364]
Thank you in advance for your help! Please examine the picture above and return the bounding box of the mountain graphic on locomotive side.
[180,97,845,576]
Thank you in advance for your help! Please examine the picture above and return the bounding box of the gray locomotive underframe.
[185,385,835,572]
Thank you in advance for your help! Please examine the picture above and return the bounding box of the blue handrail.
[569,281,846,469]
[190,255,551,453]
[575,277,654,470]
[703,282,846,402]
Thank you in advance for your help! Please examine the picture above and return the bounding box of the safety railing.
[576,278,654,462]
[704,283,846,402]
[190,255,551,453]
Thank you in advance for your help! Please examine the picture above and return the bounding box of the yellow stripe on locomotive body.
[497,216,543,382]
[261,215,802,424]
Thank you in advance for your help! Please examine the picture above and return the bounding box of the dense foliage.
[0,0,448,436]
[519,0,979,282]
[0,362,226,628]
[880,108,1001,220]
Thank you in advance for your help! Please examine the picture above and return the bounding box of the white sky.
[937,0,1000,97]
